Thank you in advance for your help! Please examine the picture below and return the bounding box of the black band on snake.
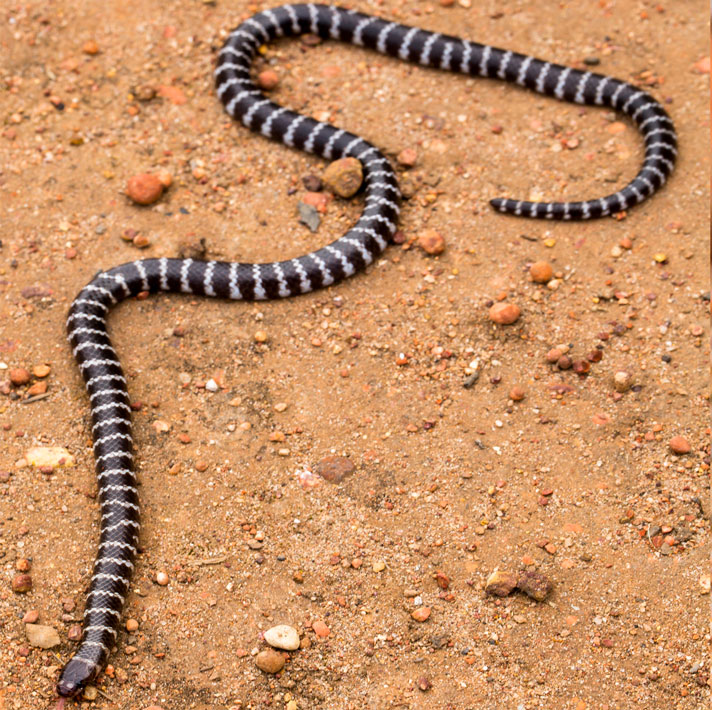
[56,3,677,698]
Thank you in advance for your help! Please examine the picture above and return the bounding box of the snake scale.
[56,2,677,699]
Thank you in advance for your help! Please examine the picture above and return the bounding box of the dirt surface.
[0,2,709,709]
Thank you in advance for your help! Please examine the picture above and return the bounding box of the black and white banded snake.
[56,3,677,700]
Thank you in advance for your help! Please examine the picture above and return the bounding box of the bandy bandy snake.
[54,3,677,701]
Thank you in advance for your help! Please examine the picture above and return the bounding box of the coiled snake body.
[57,3,676,698]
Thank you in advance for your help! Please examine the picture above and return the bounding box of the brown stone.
[529,261,553,283]
[255,649,285,674]
[312,620,330,638]
[82,40,100,55]
[509,386,526,401]
[397,148,418,167]
[669,436,691,455]
[9,368,30,386]
[411,607,431,622]
[323,157,363,198]
[489,302,521,325]
[257,70,279,91]
[485,569,518,597]
[417,230,446,255]
[27,381,47,397]
[12,574,32,593]
[516,570,553,601]
[126,173,165,205]
[315,455,355,483]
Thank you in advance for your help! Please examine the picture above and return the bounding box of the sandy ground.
[0,1,709,709]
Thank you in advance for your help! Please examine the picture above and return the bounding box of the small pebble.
[83,686,98,701]
[417,230,446,255]
[255,649,285,674]
[489,302,520,325]
[485,569,518,597]
[546,348,562,363]
[613,370,633,393]
[516,570,553,602]
[509,386,526,401]
[411,607,431,622]
[315,455,355,483]
[264,624,300,651]
[312,620,330,638]
[12,574,32,593]
[9,368,30,386]
[254,330,268,343]
[27,381,47,396]
[323,157,363,198]
[529,261,553,283]
[25,447,75,469]
[23,609,39,624]
[417,675,432,691]
[156,571,169,586]
[67,624,82,641]
[397,148,418,167]
[82,40,100,55]
[557,355,572,370]
[126,173,165,205]
[669,436,691,455]
[25,623,60,649]
[126,619,139,632]
[257,70,279,90]
[302,174,322,191]
[32,364,50,378]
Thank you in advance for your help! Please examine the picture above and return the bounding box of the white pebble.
[263,624,300,651]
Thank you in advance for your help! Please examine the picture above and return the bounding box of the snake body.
[57,3,676,698]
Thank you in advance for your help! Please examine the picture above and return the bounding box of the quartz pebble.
[669,436,691,455]
[489,302,521,325]
[32,364,50,378]
[255,649,285,674]
[126,619,139,632]
[126,173,165,205]
[25,447,75,469]
[529,261,553,283]
[417,230,446,255]
[264,624,300,651]
[156,571,169,586]
[25,623,61,649]
[613,370,633,392]
[323,157,363,198]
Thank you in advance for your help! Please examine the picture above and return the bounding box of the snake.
[55,2,677,700]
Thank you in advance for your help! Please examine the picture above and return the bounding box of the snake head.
[56,658,96,698]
